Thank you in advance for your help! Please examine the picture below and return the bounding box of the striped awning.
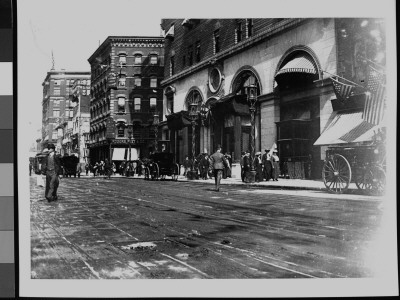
[314,112,379,146]
[276,55,317,76]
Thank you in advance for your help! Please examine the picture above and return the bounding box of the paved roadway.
[30,175,385,279]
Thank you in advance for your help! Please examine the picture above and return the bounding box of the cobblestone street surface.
[30,174,385,280]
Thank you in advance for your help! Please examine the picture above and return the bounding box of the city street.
[30,175,385,279]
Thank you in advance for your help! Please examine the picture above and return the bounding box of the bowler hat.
[255,151,261,155]
[47,143,56,150]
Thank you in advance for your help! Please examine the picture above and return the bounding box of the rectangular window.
[236,22,242,43]
[195,41,201,62]
[134,55,142,64]
[246,19,253,38]
[150,55,158,65]
[69,110,74,118]
[118,76,126,87]
[134,76,141,87]
[53,87,60,96]
[182,55,186,68]
[52,131,58,140]
[53,110,60,117]
[213,30,220,54]
[134,98,141,112]
[188,45,193,66]
[119,55,126,65]
[118,128,125,137]
[150,97,157,110]
[150,78,157,88]
[53,99,60,106]
[170,56,175,76]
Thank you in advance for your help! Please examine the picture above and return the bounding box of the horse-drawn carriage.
[322,133,386,195]
[143,152,180,181]
[61,155,79,177]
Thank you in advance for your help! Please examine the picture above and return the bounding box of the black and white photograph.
[16,0,397,297]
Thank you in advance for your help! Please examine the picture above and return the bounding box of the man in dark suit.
[41,143,62,202]
[210,145,229,192]
[242,151,251,183]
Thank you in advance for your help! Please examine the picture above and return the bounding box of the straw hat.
[255,151,262,156]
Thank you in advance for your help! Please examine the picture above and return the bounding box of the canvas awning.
[112,148,126,161]
[212,93,249,115]
[166,111,192,131]
[314,112,381,146]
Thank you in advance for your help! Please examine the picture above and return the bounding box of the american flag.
[363,65,386,125]
[331,76,354,102]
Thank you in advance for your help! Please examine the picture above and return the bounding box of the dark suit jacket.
[210,151,226,170]
[41,153,62,176]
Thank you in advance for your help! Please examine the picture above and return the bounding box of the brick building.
[160,18,386,179]
[41,70,91,152]
[87,36,164,166]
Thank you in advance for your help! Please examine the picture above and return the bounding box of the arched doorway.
[210,68,261,162]
[274,49,322,179]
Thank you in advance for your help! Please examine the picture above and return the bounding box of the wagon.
[322,140,386,195]
[143,152,180,181]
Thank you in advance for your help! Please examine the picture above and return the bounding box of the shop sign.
[105,118,115,139]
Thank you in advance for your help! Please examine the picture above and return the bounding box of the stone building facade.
[160,18,385,179]
[87,36,164,166]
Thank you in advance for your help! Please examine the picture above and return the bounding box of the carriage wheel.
[322,154,352,194]
[144,167,150,180]
[354,167,368,190]
[151,163,159,180]
[171,163,179,181]
[363,165,386,196]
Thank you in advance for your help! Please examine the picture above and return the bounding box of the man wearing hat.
[254,151,263,182]
[209,145,229,191]
[41,143,62,202]
[262,149,273,181]
[242,151,251,182]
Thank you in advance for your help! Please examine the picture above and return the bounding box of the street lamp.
[188,100,200,179]
[199,103,209,155]
[245,80,258,183]
[127,124,133,163]
[153,112,159,152]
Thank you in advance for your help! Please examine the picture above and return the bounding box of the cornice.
[161,18,308,87]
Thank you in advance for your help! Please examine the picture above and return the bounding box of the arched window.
[185,89,203,112]
[232,71,261,96]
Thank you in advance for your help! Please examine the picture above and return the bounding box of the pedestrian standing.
[104,159,111,179]
[85,163,89,176]
[271,149,280,181]
[29,161,33,176]
[199,153,210,180]
[254,152,263,182]
[210,145,230,192]
[183,156,191,176]
[240,152,245,182]
[41,143,62,202]
[262,149,273,181]
[242,151,251,182]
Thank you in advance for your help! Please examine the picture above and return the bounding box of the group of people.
[241,149,280,182]
[182,152,232,181]
[87,159,116,178]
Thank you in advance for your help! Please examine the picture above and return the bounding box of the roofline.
[88,35,165,63]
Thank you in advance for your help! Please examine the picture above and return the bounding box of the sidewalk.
[75,172,360,193]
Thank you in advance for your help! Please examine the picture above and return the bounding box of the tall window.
[195,41,201,62]
[53,87,60,96]
[118,75,126,87]
[118,97,126,113]
[150,77,157,88]
[134,76,142,87]
[236,22,242,43]
[150,55,158,65]
[166,93,174,115]
[119,54,127,65]
[134,98,141,112]
[246,19,253,38]
[53,110,60,117]
[150,97,157,111]
[52,131,58,140]
[134,54,142,64]
[188,45,193,66]
[213,30,220,54]
[170,56,175,76]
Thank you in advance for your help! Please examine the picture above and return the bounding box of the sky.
[16,0,397,297]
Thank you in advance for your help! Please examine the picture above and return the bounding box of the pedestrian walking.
[104,159,112,179]
[210,145,230,192]
[262,149,273,181]
[254,152,263,182]
[41,143,62,202]
[85,163,89,176]
[29,161,33,176]
[271,149,280,181]
[199,153,210,180]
